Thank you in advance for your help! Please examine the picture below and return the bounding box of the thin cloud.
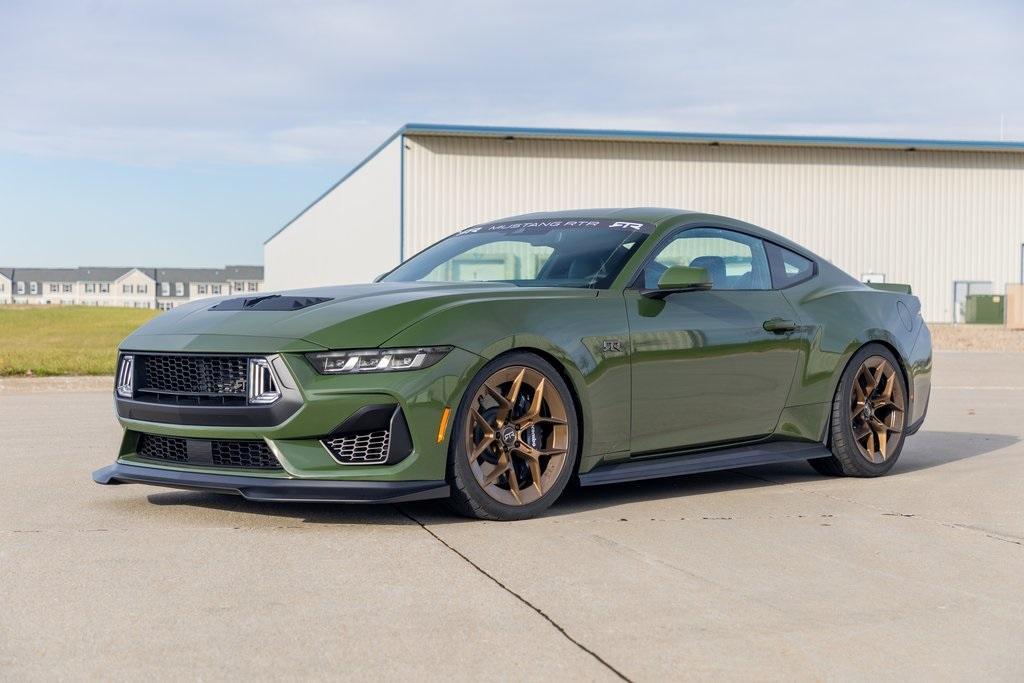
[0,0,1021,168]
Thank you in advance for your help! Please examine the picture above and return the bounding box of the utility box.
[1007,285,1024,330]
[964,294,1005,324]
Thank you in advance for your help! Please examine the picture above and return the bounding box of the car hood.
[122,282,595,352]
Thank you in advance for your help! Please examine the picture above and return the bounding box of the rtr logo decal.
[609,221,644,230]
[602,339,623,353]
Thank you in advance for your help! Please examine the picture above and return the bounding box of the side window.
[643,228,771,290]
[765,243,816,288]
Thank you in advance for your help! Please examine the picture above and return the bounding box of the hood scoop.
[209,295,333,311]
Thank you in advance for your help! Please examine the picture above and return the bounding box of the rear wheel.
[447,353,578,520]
[809,344,908,477]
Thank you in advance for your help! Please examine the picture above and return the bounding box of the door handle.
[763,318,797,333]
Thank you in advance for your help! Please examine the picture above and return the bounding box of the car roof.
[487,208,815,258]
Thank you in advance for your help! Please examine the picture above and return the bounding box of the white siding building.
[265,124,1024,322]
[4,266,263,309]
[0,268,12,304]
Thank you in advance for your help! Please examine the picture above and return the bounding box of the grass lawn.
[0,305,159,376]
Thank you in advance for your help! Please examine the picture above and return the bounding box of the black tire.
[447,352,579,521]
[810,343,908,477]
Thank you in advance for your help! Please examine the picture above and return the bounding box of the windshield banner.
[459,218,655,235]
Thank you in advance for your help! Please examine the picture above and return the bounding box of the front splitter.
[92,463,450,504]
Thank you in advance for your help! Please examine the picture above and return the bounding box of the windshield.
[382,218,654,288]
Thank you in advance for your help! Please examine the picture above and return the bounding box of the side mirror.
[642,266,712,299]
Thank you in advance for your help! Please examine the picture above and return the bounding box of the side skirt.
[578,440,830,487]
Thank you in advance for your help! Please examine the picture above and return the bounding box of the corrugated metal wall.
[404,134,1024,322]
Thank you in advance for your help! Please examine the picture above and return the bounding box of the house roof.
[76,267,139,281]
[267,122,1024,244]
[224,265,264,280]
[11,268,81,283]
[154,268,225,284]
[4,266,263,289]
[154,266,263,283]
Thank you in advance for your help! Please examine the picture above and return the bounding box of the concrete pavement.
[1,352,1022,680]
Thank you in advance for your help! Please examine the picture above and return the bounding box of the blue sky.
[1,0,1021,267]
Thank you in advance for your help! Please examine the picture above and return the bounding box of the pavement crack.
[395,505,631,682]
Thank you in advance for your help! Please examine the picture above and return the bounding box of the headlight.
[306,346,453,374]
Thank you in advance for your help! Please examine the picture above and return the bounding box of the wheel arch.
[821,338,912,443]
[481,346,588,473]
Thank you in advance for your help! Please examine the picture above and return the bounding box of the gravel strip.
[929,324,1024,353]
[0,375,113,394]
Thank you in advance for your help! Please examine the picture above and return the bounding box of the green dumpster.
[964,294,1005,324]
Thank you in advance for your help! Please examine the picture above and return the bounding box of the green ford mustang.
[94,208,931,520]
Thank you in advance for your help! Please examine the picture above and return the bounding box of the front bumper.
[107,346,487,484]
[93,463,449,503]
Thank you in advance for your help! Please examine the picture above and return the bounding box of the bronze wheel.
[810,343,909,478]
[464,366,570,506]
[448,353,578,520]
[849,355,906,463]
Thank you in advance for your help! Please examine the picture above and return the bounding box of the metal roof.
[267,122,1024,245]
[400,122,1024,153]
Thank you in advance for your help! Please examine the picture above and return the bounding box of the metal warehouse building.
[264,123,1024,322]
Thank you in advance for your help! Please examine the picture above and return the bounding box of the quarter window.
[765,243,816,288]
[642,228,772,290]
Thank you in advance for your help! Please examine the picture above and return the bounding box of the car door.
[625,226,804,454]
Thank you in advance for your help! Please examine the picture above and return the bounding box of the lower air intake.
[135,433,281,470]
[322,430,391,464]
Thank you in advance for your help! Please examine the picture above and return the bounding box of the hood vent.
[209,295,332,311]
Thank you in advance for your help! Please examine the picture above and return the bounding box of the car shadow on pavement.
[142,430,1015,524]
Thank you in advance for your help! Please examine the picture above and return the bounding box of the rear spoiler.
[866,282,912,294]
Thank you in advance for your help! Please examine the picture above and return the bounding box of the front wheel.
[809,343,908,477]
[447,353,578,520]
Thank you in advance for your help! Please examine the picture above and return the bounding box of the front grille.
[322,429,391,464]
[136,354,248,406]
[135,433,281,470]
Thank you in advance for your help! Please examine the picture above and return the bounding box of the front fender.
[382,291,632,470]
